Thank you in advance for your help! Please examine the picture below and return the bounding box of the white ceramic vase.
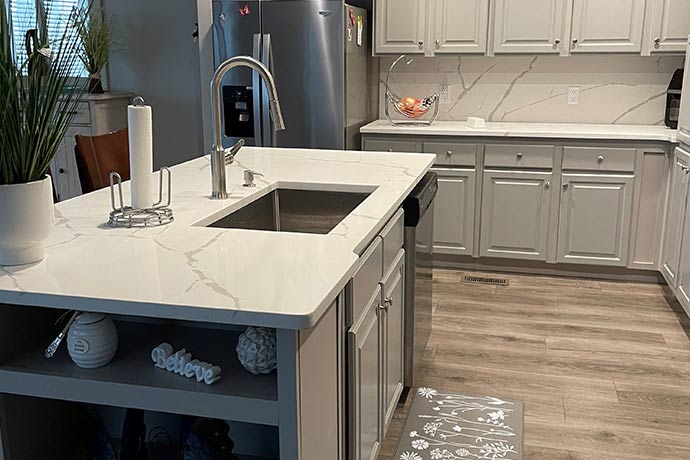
[67,313,119,369]
[0,176,54,266]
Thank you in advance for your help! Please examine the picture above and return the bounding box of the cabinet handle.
[516,152,523,160]
[379,301,389,313]
[597,155,604,163]
[58,168,65,174]
[418,40,424,49]
[544,181,551,190]
[446,150,453,156]
[435,39,440,49]
[554,39,561,47]
[563,183,569,190]
[654,37,661,48]
[572,38,578,47]
[387,148,393,152]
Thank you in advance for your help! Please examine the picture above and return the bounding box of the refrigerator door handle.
[261,33,273,147]
[252,33,263,146]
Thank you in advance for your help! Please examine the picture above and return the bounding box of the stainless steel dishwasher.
[402,171,437,388]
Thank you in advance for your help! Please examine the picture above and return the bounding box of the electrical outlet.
[568,87,580,105]
[440,83,450,104]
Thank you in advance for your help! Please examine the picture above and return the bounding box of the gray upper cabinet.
[374,0,428,54]
[646,0,690,53]
[557,174,634,266]
[570,0,646,53]
[661,150,690,287]
[492,0,566,54]
[433,168,476,256]
[348,285,382,460]
[433,0,490,54]
[480,170,552,261]
[380,250,405,434]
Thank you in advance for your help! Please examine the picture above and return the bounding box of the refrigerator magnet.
[357,16,363,46]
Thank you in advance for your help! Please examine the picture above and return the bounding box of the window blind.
[9,0,86,76]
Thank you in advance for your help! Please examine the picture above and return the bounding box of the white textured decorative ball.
[236,327,277,375]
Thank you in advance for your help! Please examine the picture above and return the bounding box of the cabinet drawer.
[562,146,636,172]
[423,142,477,166]
[349,238,383,325]
[363,139,417,153]
[69,103,91,125]
[379,209,404,272]
[484,143,554,169]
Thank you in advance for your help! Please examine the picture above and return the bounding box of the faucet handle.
[243,169,264,187]
[224,139,246,164]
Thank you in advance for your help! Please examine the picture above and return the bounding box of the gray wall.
[103,0,205,169]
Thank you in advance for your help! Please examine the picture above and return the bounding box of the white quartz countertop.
[0,148,434,329]
[361,120,678,143]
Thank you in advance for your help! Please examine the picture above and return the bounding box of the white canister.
[67,313,118,369]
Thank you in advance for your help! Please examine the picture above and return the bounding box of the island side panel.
[298,296,342,460]
[276,296,342,460]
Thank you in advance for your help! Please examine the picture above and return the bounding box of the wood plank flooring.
[379,269,690,460]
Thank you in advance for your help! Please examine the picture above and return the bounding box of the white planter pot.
[0,176,54,266]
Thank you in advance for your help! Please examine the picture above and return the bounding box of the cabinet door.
[557,174,634,266]
[433,168,476,256]
[570,0,646,53]
[374,0,427,54]
[433,0,489,54]
[348,286,382,460]
[493,0,566,54]
[661,153,690,286]
[380,250,404,436]
[648,0,690,53]
[480,170,552,260]
[675,188,690,313]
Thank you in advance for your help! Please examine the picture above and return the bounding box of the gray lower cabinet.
[362,138,418,153]
[380,250,405,433]
[433,168,476,256]
[348,284,382,460]
[661,151,690,287]
[557,173,634,266]
[480,170,552,260]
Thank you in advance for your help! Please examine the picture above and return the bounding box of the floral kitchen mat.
[395,388,524,460]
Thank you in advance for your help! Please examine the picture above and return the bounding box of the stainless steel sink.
[207,188,371,234]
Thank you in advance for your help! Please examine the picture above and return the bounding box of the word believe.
[151,343,222,385]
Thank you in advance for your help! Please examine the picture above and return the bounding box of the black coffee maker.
[666,69,684,129]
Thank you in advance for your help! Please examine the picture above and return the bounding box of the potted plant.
[0,1,87,266]
[76,5,115,94]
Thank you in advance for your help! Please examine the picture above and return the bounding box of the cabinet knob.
[654,37,661,48]
[418,40,424,49]
[435,39,440,49]
[516,152,523,160]
[387,148,393,152]
[554,39,561,46]
[58,168,65,174]
[563,183,569,190]
[597,155,604,163]
[446,150,453,156]
[572,38,578,47]
[219,12,226,21]
[545,181,551,189]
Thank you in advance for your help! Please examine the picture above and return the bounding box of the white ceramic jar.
[67,313,118,369]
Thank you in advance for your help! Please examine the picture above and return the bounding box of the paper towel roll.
[128,103,154,209]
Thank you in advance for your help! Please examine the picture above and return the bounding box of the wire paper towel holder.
[108,167,174,228]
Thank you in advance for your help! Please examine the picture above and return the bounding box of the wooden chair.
[74,128,130,194]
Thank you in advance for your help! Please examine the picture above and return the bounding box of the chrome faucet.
[210,56,285,199]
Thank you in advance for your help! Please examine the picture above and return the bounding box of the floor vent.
[462,275,509,286]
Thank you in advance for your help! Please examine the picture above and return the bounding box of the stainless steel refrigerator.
[212,0,375,150]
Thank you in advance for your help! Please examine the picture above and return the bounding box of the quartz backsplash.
[379,55,684,125]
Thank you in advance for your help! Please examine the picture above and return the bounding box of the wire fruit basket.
[384,55,439,126]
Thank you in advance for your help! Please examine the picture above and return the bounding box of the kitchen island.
[0,147,434,460]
